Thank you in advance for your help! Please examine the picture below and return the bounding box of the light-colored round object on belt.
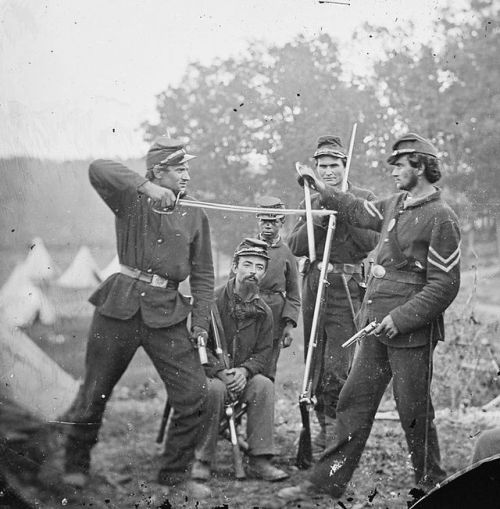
[371,264,386,279]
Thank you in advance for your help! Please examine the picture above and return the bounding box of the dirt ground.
[14,378,496,509]
[4,262,500,508]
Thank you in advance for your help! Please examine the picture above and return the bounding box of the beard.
[398,172,419,192]
[240,277,259,294]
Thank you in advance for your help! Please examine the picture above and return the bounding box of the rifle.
[210,308,247,480]
[296,213,336,469]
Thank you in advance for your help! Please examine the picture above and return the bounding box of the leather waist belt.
[120,264,178,290]
[370,264,426,285]
[316,262,363,275]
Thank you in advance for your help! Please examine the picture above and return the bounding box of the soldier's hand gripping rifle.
[210,308,246,480]
[296,212,336,469]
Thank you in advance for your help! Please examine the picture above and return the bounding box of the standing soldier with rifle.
[278,133,461,504]
[61,137,214,500]
[288,134,378,456]
[190,238,289,483]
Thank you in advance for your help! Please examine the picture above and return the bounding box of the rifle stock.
[296,397,313,469]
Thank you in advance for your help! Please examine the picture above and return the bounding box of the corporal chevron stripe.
[363,200,383,220]
[427,244,461,273]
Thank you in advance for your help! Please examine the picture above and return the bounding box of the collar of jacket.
[258,233,282,248]
[403,186,441,209]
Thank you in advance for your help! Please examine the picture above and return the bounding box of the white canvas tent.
[22,237,59,283]
[57,246,101,288]
[0,323,79,420]
[99,254,120,281]
[0,264,56,327]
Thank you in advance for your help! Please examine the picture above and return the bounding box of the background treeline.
[1,0,498,259]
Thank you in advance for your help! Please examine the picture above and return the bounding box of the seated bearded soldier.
[191,238,289,483]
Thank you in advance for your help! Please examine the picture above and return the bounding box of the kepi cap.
[256,196,285,220]
[233,238,270,261]
[146,136,196,170]
[387,133,438,165]
[313,135,347,160]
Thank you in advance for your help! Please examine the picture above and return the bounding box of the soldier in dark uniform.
[254,196,301,381]
[191,238,289,482]
[288,135,378,451]
[278,133,461,503]
[62,137,214,499]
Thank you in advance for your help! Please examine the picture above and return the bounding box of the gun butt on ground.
[296,396,313,469]
[341,320,379,349]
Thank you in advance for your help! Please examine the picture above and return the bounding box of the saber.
[153,198,334,216]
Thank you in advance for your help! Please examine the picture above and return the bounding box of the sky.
[0,0,458,160]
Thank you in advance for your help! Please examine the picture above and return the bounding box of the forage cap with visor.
[313,135,347,160]
[256,196,285,220]
[233,238,270,261]
[387,132,438,165]
[146,136,196,170]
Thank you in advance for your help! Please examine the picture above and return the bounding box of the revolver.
[342,320,379,348]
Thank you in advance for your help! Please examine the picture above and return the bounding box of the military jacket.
[320,187,461,347]
[288,183,379,265]
[87,159,214,330]
[258,235,301,338]
[204,280,273,379]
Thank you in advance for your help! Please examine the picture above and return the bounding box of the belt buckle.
[371,264,386,279]
[151,274,168,288]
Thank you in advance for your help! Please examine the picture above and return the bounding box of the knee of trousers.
[172,376,209,414]
[245,374,274,403]
[206,378,227,408]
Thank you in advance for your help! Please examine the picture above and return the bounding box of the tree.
[357,0,500,254]
[142,34,383,256]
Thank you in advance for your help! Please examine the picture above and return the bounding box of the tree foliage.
[143,35,385,255]
[143,0,500,258]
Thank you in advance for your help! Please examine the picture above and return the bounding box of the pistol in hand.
[341,320,379,349]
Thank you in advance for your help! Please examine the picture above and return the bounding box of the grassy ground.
[2,245,500,508]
